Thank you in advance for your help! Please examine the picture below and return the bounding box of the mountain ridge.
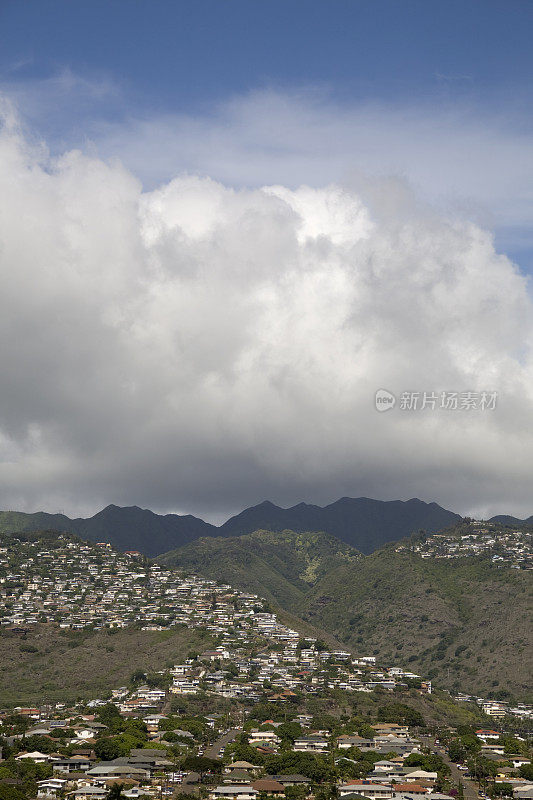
[488,513,533,526]
[0,496,461,556]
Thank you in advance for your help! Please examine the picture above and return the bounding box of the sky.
[1,0,533,522]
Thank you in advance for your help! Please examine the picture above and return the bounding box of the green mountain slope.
[158,529,360,607]
[0,624,216,706]
[299,548,533,700]
[159,529,532,701]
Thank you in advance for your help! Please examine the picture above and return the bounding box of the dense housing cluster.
[397,523,533,570]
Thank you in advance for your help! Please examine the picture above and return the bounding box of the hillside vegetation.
[159,530,532,701]
[0,624,216,706]
[300,548,532,700]
[158,529,360,607]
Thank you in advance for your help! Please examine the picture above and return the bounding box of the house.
[16,751,53,764]
[248,730,281,746]
[171,729,195,741]
[171,678,200,695]
[373,724,409,737]
[392,784,430,795]
[144,714,166,732]
[514,788,533,800]
[337,735,377,751]
[252,780,285,796]
[293,735,329,753]
[73,729,97,741]
[210,786,258,800]
[53,757,93,773]
[267,776,310,787]
[403,771,437,783]
[86,765,150,781]
[338,781,394,799]
[475,729,501,741]
[373,762,397,774]
[70,788,108,800]
[37,778,67,797]
[225,762,261,775]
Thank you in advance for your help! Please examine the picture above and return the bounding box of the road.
[420,736,480,800]
[205,728,240,760]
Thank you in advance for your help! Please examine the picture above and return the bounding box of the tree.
[499,735,525,756]
[404,753,449,776]
[96,704,124,734]
[467,756,496,784]
[264,753,335,783]
[492,784,513,797]
[130,669,146,685]
[285,787,308,800]
[460,734,481,756]
[181,756,222,781]
[519,764,533,781]
[357,724,376,739]
[377,703,424,728]
[0,786,26,800]
[94,737,123,761]
[277,721,302,744]
[106,784,124,800]
[447,740,466,763]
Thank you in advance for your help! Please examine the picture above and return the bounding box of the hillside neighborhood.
[398,523,533,570]
[0,532,532,800]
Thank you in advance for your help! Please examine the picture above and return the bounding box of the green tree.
[96,704,125,734]
[181,756,222,781]
[105,784,124,800]
[447,740,466,763]
[94,738,123,761]
[519,764,533,781]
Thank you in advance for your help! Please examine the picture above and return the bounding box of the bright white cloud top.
[1,105,532,520]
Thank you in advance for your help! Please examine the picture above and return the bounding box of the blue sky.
[1,0,532,271]
[2,0,532,108]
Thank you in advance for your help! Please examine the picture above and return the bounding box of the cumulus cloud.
[91,89,533,248]
[5,75,533,254]
[1,104,533,520]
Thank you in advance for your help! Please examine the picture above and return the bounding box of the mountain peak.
[0,496,461,558]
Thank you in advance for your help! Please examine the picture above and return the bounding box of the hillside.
[157,527,533,701]
[489,513,533,525]
[299,548,533,701]
[0,624,216,706]
[0,496,460,556]
[158,529,361,607]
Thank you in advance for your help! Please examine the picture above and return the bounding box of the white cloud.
[90,89,533,241]
[1,102,533,520]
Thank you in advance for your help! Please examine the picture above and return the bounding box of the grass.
[300,549,533,701]
[0,624,216,707]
